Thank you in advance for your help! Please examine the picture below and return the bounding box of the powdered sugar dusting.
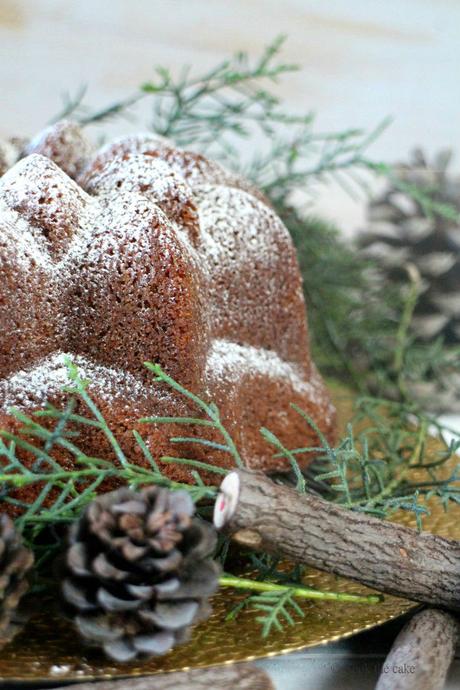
[0,196,50,270]
[79,133,266,205]
[0,122,335,467]
[0,154,95,261]
[206,339,319,399]
[25,120,93,179]
[82,153,200,245]
[196,183,275,267]
[194,183,311,369]
[0,153,186,285]
[0,352,150,411]
[0,150,208,388]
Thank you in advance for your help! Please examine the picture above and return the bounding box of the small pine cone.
[62,487,220,663]
[0,515,34,647]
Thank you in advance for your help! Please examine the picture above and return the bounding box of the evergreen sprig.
[1,356,458,545]
[52,36,388,200]
[0,356,458,634]
[224,575,381,637]
[227,587,305,638]
[144,361,460,528]
[52,35,459,222]
[141,362,243,469]
[0,359,218,549]
[55,37,305,140]
[49,39,460,398]
[291,399,460,528]
[0,360,385,631]
[10,36,459,638]
[283,209,460,403]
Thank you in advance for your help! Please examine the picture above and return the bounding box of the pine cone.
[360,149,460,344]
[0,515,34,647]
[61,486,220,662]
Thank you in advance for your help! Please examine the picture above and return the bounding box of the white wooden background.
[0,0,459,232]
[1,2,459,688]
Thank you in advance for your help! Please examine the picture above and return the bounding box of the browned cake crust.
[0,120,335,507]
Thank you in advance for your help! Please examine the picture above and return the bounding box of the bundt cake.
[0,120,335,505]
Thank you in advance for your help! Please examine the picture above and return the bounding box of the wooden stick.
[50,663,273,690]
[214,469,460,611]
[375,608,459,690]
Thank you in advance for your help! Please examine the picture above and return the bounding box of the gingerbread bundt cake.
[0,120,335,502]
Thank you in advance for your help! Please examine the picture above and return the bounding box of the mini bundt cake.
[0,120,335,506]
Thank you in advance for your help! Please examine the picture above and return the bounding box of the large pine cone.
[0,515,34,647]
[360,149,460,344]
[62,486,220,662]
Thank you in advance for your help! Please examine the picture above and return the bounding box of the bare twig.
[214,470,460,610]
[375,608,459,690]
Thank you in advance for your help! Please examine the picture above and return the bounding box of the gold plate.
[0,388,458,682]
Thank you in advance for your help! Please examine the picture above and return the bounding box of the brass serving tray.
[0,388,458,683]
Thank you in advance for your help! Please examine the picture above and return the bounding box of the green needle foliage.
[278,210,400,383]
[0,359,219,551]
[50,37,459,401]
[7,36,458,636]
[141,362,244,469]
[4,356,453,538]
[285,209,460,402]
[53,36,387,196]
[227,587,305,638]
[225,577,381,637]
[294,401,460,529]
[0,358,458,634]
